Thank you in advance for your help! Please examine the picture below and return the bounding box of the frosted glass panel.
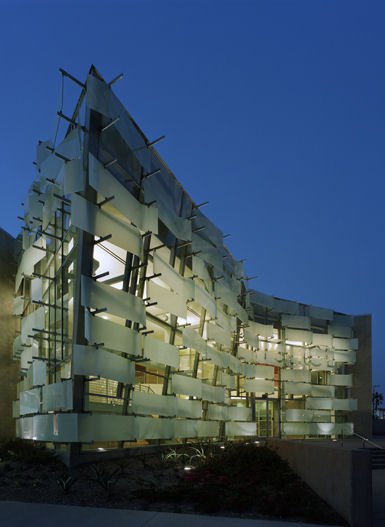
[308,305,333,320]
[244,364,259,377]
[13,296,24,315]
[225,421,256,436]
[228,354,244,375]
[284,422,353,436]
[71,193,143,258]
[63,158,85,194]
[285,328,313,344]
[192,234,223,272]
[79,413,135,442]
[285,409,331,422]
[205,345,229,368]
[159,210,191,241]
[283,423,310,435]
[281,315,311,330]
[243,329,259,348]
[333,338,358,351]
[254,365,275,379]
[328,324,352,338]
[281,369,311,383]
[244,379,274,393]
[31,278,43,302]
[207,404,229,420]
[85,312,141,356]
[192,256,212,286]
[201,383,225,403]
[329,374,353,387]
[182,327,206,354]
[283,381,311,395]
[311,334,332,347]
[42,187,60,229]
[207,322,231,348]
[306,398,333,410]
[310,385,335,397]
[21,307,45,344]
[42,380,73,412]
[246,320,274,339]
[333,399,357,411]
[193,209,223,248]
[39,152,63,184]
[147,281,186,319]
[193,283,217,318]
[20,346,33,370]
[334,350,356,364]
[273,298,299,315]
[15,238,46,292]
[249,290,275,309]
[172,374,202,398]
[214,281,248,322]
[217,372,236,388]
[73,345,135,384]
[175,398,202,418]
[153,253,194,300]
[197,421,219,437]
[81,275,146,325]
[237,347,255,362]
[143,336,179,368]
[135,417,173,440]
[132,391,176,417]
[20,388,40,415]
[174,419,199,438]
[56,127,82,160]
[89,154,158,234]
[28,360,46,387]
[228,406,252,421]
[217,309,237,333]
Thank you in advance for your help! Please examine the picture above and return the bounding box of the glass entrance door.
[255,399,279,437]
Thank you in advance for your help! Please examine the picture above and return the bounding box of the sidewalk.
[0,501,338,527]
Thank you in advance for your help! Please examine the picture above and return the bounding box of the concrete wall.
[351,315,372,438]
[0,228,18,441]
[267,438,372,527]
[373,420,385,435]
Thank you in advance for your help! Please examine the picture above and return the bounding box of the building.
[11,66,372,454]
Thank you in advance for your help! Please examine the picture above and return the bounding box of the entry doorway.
[255,398,279,437]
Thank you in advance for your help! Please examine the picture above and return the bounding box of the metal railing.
[354,432,385,450]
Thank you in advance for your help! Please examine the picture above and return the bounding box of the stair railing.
[354,432,385,450]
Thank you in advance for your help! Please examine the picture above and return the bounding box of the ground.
[0,440,346,525]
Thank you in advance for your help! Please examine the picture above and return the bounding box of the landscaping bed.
[0,439,345,525]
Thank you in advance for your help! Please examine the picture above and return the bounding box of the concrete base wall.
[0,228,18,442]
[373,420,385,435]
[351,315,372,438]
[267,439,372,527]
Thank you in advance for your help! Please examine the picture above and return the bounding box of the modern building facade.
[11,67,372,452]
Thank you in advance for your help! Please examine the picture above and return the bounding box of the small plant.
[87,463,123,493]
[0,439,56,465]
[161,448,189,465]
[56,474,77,494]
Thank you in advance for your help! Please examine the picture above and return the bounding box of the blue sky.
[0,0,384,389]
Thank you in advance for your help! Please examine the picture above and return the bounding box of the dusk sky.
[1,1,384,389]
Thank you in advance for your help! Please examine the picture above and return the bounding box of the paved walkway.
[0,501,338,527]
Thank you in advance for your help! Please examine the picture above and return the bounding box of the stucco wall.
[0,228,18,441]
[267,438,372,527]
